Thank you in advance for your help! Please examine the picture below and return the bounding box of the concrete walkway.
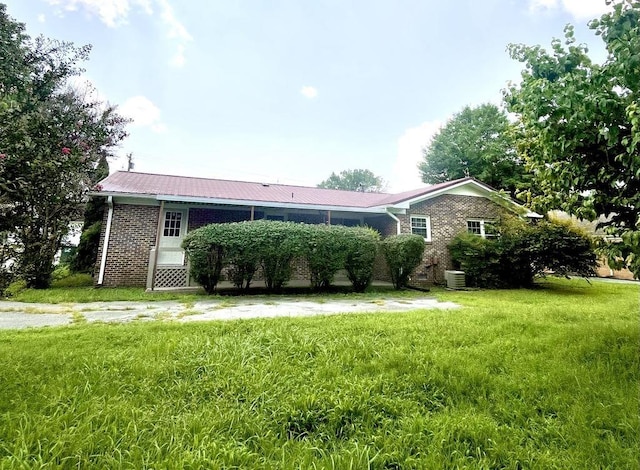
[0,297,460,330]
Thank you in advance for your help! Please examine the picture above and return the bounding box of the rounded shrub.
[343,227,380,292]
[380,234,426,289]
[303,224,350,290]
[182,224,227,294]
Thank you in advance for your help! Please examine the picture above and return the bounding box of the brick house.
[93,171,539,289]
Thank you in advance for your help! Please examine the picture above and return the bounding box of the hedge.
[182,221,380,293]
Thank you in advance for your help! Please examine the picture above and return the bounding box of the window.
[410,216,431,241]
[467,219,496,239]
[163,211,182,237]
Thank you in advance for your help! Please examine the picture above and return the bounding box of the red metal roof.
[98,171,475,209]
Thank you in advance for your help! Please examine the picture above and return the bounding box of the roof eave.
[90,191,388,214]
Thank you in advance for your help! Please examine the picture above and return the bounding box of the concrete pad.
[0,297,460,330]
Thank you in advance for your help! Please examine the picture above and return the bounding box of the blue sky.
[5,0,612,191]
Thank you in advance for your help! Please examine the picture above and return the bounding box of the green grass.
[0,278,638,468]
[5,283,423,304]
[6,286,205,304]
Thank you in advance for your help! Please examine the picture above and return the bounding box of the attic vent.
[445,270,466,289]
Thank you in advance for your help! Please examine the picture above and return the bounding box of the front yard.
[0,278,637,468]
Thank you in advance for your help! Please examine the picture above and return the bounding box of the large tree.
[504,0,640,277]
[418,103,527,196]
[318,169,386,192]
[0,4,128,288]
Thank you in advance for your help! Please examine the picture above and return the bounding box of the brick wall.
[95,196,508,288]
[95,203,160,287]
[400,195,506,285]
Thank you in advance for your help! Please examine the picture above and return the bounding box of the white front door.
[158,209,187,265]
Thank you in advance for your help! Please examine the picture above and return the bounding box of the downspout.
[150,200,165,291]
[385,208,401,235]
[97,196,114,286]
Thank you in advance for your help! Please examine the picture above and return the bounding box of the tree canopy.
[0,4,128,288]
[504,0,640,277]
[317,169,386,192]
[418,103,528,196]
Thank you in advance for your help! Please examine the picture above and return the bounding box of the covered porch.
[148,202,396,290]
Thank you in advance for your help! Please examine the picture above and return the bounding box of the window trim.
[410,215,431,242]
[163,210,183,238]
[467,219,496,239]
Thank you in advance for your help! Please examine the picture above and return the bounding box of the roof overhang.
[370,179,542,217]
[90,191,389,214]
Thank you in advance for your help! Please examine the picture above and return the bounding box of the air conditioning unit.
[445,270,466,289]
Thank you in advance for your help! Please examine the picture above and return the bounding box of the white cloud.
[37,13,46,22]
[45,0,134,27]
[300,86,318,99]
[156,0,192,67]
[529,0,613,20]
[120,95,167,133]
[44,0,191,66]
[389,120,442,192]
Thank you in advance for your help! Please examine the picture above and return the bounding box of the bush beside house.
[380,234,426,289]
[183,221,381,293]
[449,217,596,288]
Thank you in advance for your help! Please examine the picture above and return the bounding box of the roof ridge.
[114,171,392,195]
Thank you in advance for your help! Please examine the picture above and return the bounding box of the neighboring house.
[93,171,539,289]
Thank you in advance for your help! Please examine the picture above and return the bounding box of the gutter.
[97,196,114,286]
[385,209,402,235]
[89,192,389,214]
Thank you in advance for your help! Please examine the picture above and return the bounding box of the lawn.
[0,278,637,469]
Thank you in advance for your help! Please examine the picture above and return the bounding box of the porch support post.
[150,200,165,291]
[327,210,331,225]
[250,206,255,221]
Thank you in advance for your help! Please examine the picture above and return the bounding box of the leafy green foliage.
[343,227,380,292]
[380,234,426,289]
[419,104,528,196]
[303,224,349,290]
[317,168,386,192]
[182,224,227,294]
[0,6,129,288]
[183,221,381,294]
[449,217,597,288]
[70,221,102,274]
[70,155,109,274]
[505,0,640,278]
[448,232,503,288]
[252,221,306,292]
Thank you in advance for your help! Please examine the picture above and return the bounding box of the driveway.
[0,297,460,330]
